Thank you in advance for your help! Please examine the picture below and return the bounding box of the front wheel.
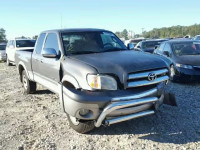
[67,115,95,134]
[22,70,36,94]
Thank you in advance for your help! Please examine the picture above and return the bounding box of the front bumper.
[175,67,200,81]
[59,83,173,127]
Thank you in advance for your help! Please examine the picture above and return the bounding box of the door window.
[159,43,165,52]
[163,43,171,53]
[43,33,59,54]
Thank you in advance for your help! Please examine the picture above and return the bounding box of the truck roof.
[42,28,110,33]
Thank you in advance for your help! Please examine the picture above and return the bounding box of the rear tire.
[6,57,11,66]
[67,115,95,134]
[22,70,36,94]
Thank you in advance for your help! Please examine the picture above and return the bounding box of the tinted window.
[35,33,46,54]
[16,40,36,48]
[194,36,200,40]
[44,33,59,53]
[172,42,200,56]
[142,41,160,49]
[0,45,6,50]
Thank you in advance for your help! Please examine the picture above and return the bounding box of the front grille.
[127,68,169,88]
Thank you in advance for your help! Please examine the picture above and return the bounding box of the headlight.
[87,74,117,90]
[176,63,193,69]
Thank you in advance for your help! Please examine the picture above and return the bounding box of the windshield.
[61,31,127,55]
[142,40,165,49]
[172,42,200,56]
[16,40,36,48]
[194,36,200,41]
[0,45,6,50]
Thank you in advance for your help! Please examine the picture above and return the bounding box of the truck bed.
[15,49,33,79]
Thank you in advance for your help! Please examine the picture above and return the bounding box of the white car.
[6,39,36,65]
[0,43,7,61]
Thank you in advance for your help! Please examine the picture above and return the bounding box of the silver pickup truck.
[15,28,176,133]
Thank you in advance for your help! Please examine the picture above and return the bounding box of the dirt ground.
[0,62,199,150]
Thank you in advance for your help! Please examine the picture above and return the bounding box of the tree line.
[1,24,200,43]
[143,24,200,38]
[0,28,38,43]
[115,24,200,40]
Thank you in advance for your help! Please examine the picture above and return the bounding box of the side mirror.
[42,48,57,58]
[137,45,141,49]
[154,45,159,49]
[127,43,135,50]
[163,51,170,57]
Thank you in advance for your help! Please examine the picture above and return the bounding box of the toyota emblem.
[148,73,157,81]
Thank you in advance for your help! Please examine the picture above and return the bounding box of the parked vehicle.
[15,28,176,133]
[6,38,36,65]
[124,38,145,47]
[193,35,200,41]
[0,43,7,61]
[154,40,200,82]
[135,39,168,53]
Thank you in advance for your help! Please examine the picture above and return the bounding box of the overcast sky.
[1,0,200,39]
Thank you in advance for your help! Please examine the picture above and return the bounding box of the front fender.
[62,75,80,89]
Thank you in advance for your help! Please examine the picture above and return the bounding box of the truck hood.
[69,51,168,83]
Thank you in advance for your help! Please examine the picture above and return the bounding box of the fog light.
[79,109,90,116]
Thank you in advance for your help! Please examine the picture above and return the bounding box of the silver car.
[0,43,7,61]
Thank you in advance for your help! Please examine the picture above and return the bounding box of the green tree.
[32,35,38,40]
[115,32,122,38]
[0,28,7,43]
[121,29,128,40]
[143,24,200,38]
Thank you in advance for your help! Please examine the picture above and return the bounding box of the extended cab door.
[32,33,46,81]
[32,32,61,93]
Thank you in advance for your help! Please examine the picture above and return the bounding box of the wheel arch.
[18,61,29,82]
[61,75,80,89]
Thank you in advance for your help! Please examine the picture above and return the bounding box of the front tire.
[67,115,95,134]
[22,70,36,94]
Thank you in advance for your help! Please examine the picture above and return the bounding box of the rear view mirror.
[127,43,134,50]
[42,48,57,58]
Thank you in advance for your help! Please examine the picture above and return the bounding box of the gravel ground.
[0,62,199,150]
